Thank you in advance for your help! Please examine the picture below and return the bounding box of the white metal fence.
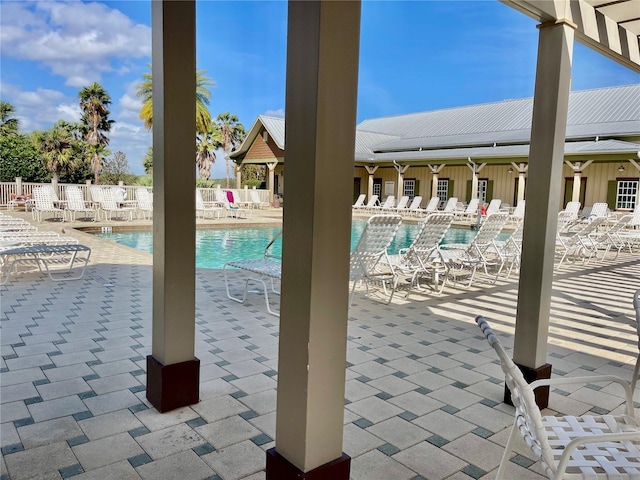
[0,179,270,209]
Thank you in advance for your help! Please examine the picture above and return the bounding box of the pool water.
[94,221,494,269]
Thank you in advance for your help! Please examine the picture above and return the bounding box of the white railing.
[1,179,270,209]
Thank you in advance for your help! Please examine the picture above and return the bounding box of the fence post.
[16,177,22,195]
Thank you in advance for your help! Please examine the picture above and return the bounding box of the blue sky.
[1,1,638,177]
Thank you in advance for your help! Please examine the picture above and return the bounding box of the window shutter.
[606,180,617,209]
[414,179,420,196]
[448,180,454,199]
[564,179,573,207]
[487,180,494,201]
[465,180,472,203]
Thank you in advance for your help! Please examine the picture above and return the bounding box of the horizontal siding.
[245,130,284,161]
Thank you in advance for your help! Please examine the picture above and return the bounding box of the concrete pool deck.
[1,207,639,479]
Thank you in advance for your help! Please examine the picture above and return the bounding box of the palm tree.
[215,113,245,187]
[136,65,214,134]
[0,100,19,136]
[37,122,76,183]
[195,126,222,180]
[78,82,113,183]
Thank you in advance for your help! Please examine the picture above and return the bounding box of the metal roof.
[366,139,640,164]
[232,84,639,164]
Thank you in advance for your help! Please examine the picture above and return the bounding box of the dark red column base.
[146,355,200,413]
[266,448,350,480]
[504,362,552,409]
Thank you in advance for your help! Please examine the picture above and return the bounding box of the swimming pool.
[94,221,492,269]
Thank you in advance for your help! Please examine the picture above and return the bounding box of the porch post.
[267,162,277,204]
[235,163,242,190]
[365,165,377,202]
[513,19,574,408]
[147,0,199,413]
[266,2,360,478]
[572,169,581,202]
[517,163,527,205]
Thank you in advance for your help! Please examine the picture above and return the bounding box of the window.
[436,179,448,202]
[373,179,382,198]
[477,179,488,204]
[616,180,638,210]
[403,179,416,199]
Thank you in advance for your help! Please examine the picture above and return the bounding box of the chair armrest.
[531,374,635,417]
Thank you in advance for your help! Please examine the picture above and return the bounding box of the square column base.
[146,355,200,413]
[504,362,552,409]
[266,448,350,480]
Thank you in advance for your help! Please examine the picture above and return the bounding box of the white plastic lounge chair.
[363,195,379,213]
[509,200,525,223]
[485,198,502,215]
[65,186,96,222]
[196,189,222,219]
[388,212,454,295]
[221,190,252,219]
[631,289,640,396]
[249,189,270,209]
[422,197,439,214]
[349,214,402,305]
[405,196,423,217]
[441,197,458,213]
[455,198,479,220]
[389,195,409,213]
[135,188,153,220]
[31,186,66,223]
[352,194,366,209]
[563,201,581,219]
[224,230,282,316]
[440,212,509,287]
[476,315,640,480]
[98,188,135,221]
[555,216,606,267]
[1,243,91,285]
[587,202,609,219]
[371,195,395,213]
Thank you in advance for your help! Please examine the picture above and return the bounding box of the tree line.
[1,66,257,187]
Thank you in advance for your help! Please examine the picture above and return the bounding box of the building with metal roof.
[231,83,640,209]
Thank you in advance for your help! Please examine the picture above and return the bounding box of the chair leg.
[495,422,518,480]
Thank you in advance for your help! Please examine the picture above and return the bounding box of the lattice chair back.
[350,214,402,278]
[136,188,153,209]
[33,186,56,209]
[405,213,454,263]
[474,212,509,245]
[564,201,581,217]
[475,316,556,477]
[66,186,86,210]
[90,186,105,205]
[100,188,120,209]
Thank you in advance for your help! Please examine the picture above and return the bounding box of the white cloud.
[263,108,284,118]
[117,80,144,122]
[0,1,150,86]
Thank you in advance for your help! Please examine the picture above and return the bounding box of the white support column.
[467,161,486,202]
[147,0,199,413]
[365,165,378,201]
[565,160,593,203]
[428,164,444,198]
[267,162,278,205]
[513,19,574,408]
[393,161,409,200]
[268,2,360,477]
[235,163,242,190]
[515,163,528,205]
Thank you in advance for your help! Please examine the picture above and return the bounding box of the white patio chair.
[31,186,66,223]
[222,190,252,219]
[388,212,454,295]
[98,188,135,221]
[555,216,606,267]
[349,214,402,305]
[64,186,96,222]
[352,194,366,209]
[371,195,395,213]
[249,189,270,209]
[587,202,609,219]
[196,189,222,219]
[563,201,581,219]
[441,197,459,213]
[405,196,423,217]
[455,198,479,220]
[135,188,153,220]
[363,194,379,213]
[509,200,525,223]
[476,315,640,480]
[440,212,509,287]
[389,195,409,213]
[485,198,502,215]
